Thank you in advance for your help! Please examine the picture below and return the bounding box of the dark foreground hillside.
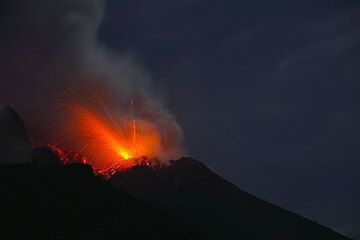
[0,106,353,240]
[111,158,352,240]
[0,163,204,240]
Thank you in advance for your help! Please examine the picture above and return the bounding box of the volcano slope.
[110,158,352,240]
[0,107,204,240]
[0,163,205,240]
[0,106,352,240]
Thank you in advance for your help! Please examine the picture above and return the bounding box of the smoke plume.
[0,0,183,163]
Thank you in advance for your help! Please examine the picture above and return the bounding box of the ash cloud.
[0,0,183,162]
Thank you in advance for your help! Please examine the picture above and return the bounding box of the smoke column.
[0,0,183,163]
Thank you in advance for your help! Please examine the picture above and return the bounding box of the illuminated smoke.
[0,1,183,166]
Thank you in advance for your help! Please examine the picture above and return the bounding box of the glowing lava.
[53,102,161,174]
[119,150,131,160]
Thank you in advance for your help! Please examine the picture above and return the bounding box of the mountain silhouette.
[0,163,205,240]
[110,158,352,240]
[0,106,353,239]
[0,106,31,164]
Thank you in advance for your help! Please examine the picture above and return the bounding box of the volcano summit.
[0,107,352,240]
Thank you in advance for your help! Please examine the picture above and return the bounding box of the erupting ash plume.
[43,87,176,174]
[0,1,183,171]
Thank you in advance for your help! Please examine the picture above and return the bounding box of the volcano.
[0,107,353,240]
[110,158,352,239]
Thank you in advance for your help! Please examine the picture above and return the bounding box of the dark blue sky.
[99,1,360,238]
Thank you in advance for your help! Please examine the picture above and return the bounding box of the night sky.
[0,0,358,239]
[99,1,359,238]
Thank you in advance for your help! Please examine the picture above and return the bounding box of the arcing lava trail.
[54,103,161,172]
[33,90,169,176]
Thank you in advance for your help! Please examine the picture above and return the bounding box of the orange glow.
[54,103,161,174]
[119,150,132,160]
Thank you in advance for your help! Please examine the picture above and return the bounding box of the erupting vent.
[60,103,160,169]
[35,140,154,177]
[55,103,160,174]
[33,89,168,175]
[29,85,183,175]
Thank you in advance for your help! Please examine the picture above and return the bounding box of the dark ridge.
[0,106,31,164]
[111,157,352,240]
[0,108,353,239]
[0,106,28,139]
[0,163,205,240]
[31,147,63,166]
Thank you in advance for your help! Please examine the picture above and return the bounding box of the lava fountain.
[43,88,169,175]
[60,104,160,172]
